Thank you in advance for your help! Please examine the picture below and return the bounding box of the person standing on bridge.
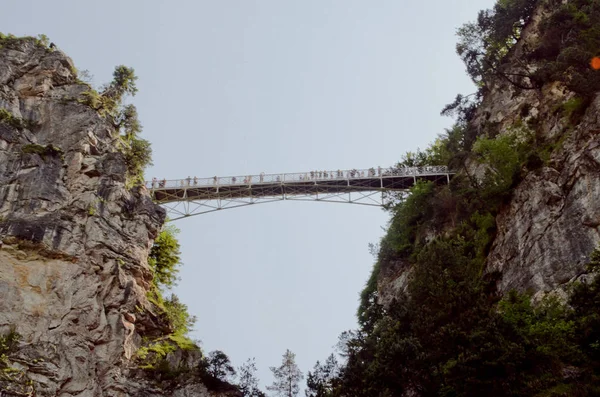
[186,176,191,186]
[213,176,218,185]
[151,177,157,188]
[193,176,198,185]
[260,172,264,183]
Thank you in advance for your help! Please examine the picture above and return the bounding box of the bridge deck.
[146,167,452,219]
[150,172,450,203]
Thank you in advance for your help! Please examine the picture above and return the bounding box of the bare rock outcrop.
[0,38,226,397]
[481,86,600,295]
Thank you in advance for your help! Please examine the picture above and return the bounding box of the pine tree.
[200,350,236,381]
[267,349,303,397]
[238,357,266,397]
[305,354,339,397]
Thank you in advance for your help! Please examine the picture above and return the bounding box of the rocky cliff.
[377,0,600,304]
[0,37,224,397]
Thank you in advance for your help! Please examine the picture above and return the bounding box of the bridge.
[146,166,453,220]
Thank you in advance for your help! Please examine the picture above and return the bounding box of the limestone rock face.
[484,91,600,295]
[377,5,600,302]
[0,39,225,397]
[458,7,600,296]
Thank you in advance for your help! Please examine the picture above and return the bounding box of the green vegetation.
[314,238,600,396]
[472,126,532,198]
[137,225,199,376]
[560,96,589,125]
[0,331,20,370]
[87,204,96,216]
[530,0,600,98]
[0,32,52,50]
[78,66,138,117]
[306,354,339,397]
[139,290,198,370]
[303,1,600,395]
[452,0,600,120]
[1,34,150,185]
[238,358,266,397]
[456,0,538,89]
[78,66,152,186]
[21,143,64,160]
[196,350,250,394]
[267,350,303,397]
[199,350,236,382]
[0,331,33,394]
[148,224,182,289]
[0,108,28,130]
[136,330,198,371]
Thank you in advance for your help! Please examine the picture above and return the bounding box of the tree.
[200,350,236,381]
[90,65,139,118]
[148,224,181,288]
[456,0,538,88]
[238,358,266,397]
[305,354,339,397]
[163,294,196,335]
[124,135,152,185]
[267,350,303,397]
[77,65,150,186]
[118,103,142,141]
[102,65,138,101]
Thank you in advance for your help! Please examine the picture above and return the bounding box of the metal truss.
[158,186,388,220]
[146,166,452,220]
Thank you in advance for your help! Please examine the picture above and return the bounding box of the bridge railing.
[146,166,450,190]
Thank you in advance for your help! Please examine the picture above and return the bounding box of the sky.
[1,0,495,391]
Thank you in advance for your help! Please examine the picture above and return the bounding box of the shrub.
[21,144,63,160]
[0,109,28,130]
[530,0,600,98]
[561,96,590,124]
[380,181,436,259]
[472,127,532,200]
[141,223,198,375]
[163,294,196,336]
[0,331,19,367]
[148,224,182,289]
[78,67,151,186]
[123,136,152,186]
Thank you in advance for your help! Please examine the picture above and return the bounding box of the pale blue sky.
[2,0,493,391]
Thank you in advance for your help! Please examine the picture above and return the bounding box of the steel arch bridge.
[146,166,453,220]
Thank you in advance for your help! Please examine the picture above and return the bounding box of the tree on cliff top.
[78,64,151,186]
[456,0,538,88]
[267,350,304,397]
[238,357,266,397]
